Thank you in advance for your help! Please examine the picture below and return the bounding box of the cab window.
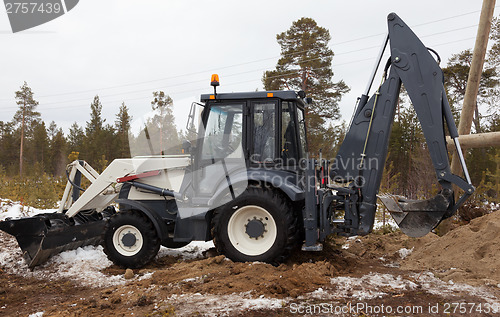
[281,101,299,164]
[297,107,307,158]
[201,104,243,160]
[252,102,276,163]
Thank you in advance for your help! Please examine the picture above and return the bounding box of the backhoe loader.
[0,13,474,269]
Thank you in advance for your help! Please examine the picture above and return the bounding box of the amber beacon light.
[211,74,220,97]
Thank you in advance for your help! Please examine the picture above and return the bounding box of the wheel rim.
[112,224,144,256]
[227,205,277,256]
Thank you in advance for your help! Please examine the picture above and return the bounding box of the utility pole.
[450,0,496,179]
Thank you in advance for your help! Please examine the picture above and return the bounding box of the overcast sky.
[0,0,495,134]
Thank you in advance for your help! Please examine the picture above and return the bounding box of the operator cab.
[181,75,310,204]
[197,89,309,168]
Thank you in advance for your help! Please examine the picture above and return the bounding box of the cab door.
[192,102,247,203]
[249,100,278,165]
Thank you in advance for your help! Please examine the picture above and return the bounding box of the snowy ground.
[374,202,399,230]
[2,199,500,316]
[0,199,214,288]
[0,198,56,220]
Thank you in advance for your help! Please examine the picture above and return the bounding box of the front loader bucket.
[378,191,452,237]
[0,212,105,268]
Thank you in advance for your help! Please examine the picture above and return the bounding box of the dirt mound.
[343,231,438,261]
[145,242,355,298]
[402,211,500,285]
[149,257,335,298]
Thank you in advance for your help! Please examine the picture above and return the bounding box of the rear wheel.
[211,186,298,264]
[103,210,160,269]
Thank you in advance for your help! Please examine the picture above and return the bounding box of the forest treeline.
[0,17,498,216]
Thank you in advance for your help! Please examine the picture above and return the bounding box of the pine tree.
[100,123,117,167]
[86,95,104,134]
[13,82,40,177]
[84,95,105,165]
[442,40,500,187]
[442,50,498,133]
[0,121,18,175]
[30,120,49,171]
[115,102,132,158]
[47,121,66,176]
[385,99,435,199]
[486,17,500,121]
[262,17,349,156]
[68,122,84,154]
[150,91,180,154]
[183,120,198,143]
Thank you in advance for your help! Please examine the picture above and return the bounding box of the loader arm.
[330,13,474,237]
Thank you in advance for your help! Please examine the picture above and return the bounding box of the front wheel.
[211,186,298,264]
[103,210,160,269]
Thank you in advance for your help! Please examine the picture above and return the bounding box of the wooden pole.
[450,0,496,177]
[446,131,500,150]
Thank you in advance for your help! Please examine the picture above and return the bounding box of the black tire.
[102,210,160,269]
[211,186,298,264]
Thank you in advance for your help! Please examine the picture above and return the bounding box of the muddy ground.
[2,212,500,316]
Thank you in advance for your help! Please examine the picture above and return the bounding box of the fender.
[115,198,169,242]
[248,169,305,201]
[207,168,305,207]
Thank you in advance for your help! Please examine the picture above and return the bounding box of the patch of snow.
[138,272,154,281]
[156,241,214,260]
[0,200,214,288]
[342,236,360,249]
[0,238,125,288]
[28,312,44,317]
[301,287,338,300]
[241,297,284,310]
[329,271,500,308]
[0,199,55,221]
[182,277,198,283]
[373,217,399,230]
[397,247,414,259]
[163,292,287,316]
[412,272,500,309]
[330,273,418,300]
[374,203,399,230]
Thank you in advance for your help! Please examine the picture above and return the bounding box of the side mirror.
[182,140,192,154]
[305,97,313,104]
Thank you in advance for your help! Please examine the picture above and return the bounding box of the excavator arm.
[307,13,474,243]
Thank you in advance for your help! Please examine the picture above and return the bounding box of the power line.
[3,26,479,113]
[330,9,483,45]
[0,35,479,115]
[0,8,487,103]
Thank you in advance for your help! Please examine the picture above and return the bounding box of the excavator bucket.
[378,191,453,237]
[0,212,105,268]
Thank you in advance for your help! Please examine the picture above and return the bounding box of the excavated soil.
[1,211,500,316]
[402,210,500,286]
